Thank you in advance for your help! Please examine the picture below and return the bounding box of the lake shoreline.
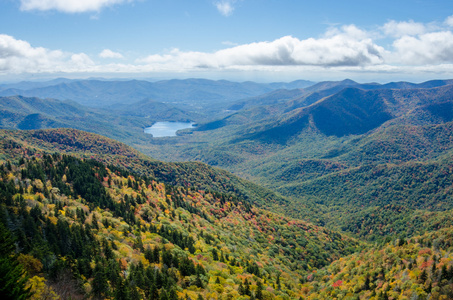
[144,121,195,137]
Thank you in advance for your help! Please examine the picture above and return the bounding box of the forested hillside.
[0,142,358,299]
[0,95,153,143]
[302,227,453,299]
[0,128,289,210]
[141,82,453,244]
[1,78,453,299]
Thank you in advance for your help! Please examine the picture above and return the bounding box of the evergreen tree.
[420,270,428,283]
[145,246,153,263]
[212,248,219,261]
[160,290,169,300]
[256,280,264,300]
[0,223,31,300]
[149,283,159,300]
[245,279,251,296]
[153,246,160,263]
[195,274,204,288]
[114,279,130,300]
[276,274,281,290]
[238,283,245,295]
[168,288,178,300]
[92,260,109,299]
[195,264,206,276]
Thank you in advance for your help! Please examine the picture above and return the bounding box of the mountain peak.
[340,78,358,84]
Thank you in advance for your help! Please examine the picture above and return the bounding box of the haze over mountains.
[0,78,314,110]
[1,76,453,299]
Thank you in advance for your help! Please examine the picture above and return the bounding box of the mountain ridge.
[0,78,315,109]
[0,128,359,299]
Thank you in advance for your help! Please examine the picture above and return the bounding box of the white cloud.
[446,15,453,27]
[391,31,453,65]
[70,53,95,66]
[3,19,453,81]
[215,0,236,17]
[20,0,133,13]
[382,20,426,37]
[0,34,94,74]
[99,49,124,59]
[139,26,385,69]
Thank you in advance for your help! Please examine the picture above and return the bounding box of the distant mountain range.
[0,78,314,109]
[226,78,453,113]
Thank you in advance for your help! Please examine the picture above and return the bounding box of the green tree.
[0,223,32,300]
[256,280,263,300]
[212,248,219,261]
[91,260,109,299]
[114,278,130,300]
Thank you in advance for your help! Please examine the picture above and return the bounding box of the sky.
[1,0,453,83]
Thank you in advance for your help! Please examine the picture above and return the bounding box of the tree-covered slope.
[0,146,358,299]
[234,84,453,143]
[138,83,453,244]
[301,226,453,299]
[0,95,154,143]
[0,128,290,211]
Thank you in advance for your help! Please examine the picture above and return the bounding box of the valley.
[1,77,453,299]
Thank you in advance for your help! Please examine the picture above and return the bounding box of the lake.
[144,121,195,137]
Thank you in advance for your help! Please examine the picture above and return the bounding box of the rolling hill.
[223,78,453,124]
[0,128,290,210]
[4,79,452,243]
[2,74,453,298]
[138,81,453,243]
[0,128,357,299]
[0,95,153,143]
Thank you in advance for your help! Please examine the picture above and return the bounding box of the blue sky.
[1,0,453,82]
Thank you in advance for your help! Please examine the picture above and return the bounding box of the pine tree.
[168,288,178,300]
[245,279,251,296]
[420,270,428,283]
[114,278,130,300]
[153,246,160,263]
[92,260,109,299]
[256,280,264,300]
[212,248,219,261]
[160,290,169,300]
[150,283,159,300]
[195,274,204,288]
[238,283,245,295]
[0,223,32,300]
[145,246,154,263]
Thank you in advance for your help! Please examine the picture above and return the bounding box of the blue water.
[144,121,195,137]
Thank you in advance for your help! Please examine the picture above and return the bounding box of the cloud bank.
[20,0,133,13]
[139,26,385,69]
[0,34,94,73]
[2,16,453,79]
